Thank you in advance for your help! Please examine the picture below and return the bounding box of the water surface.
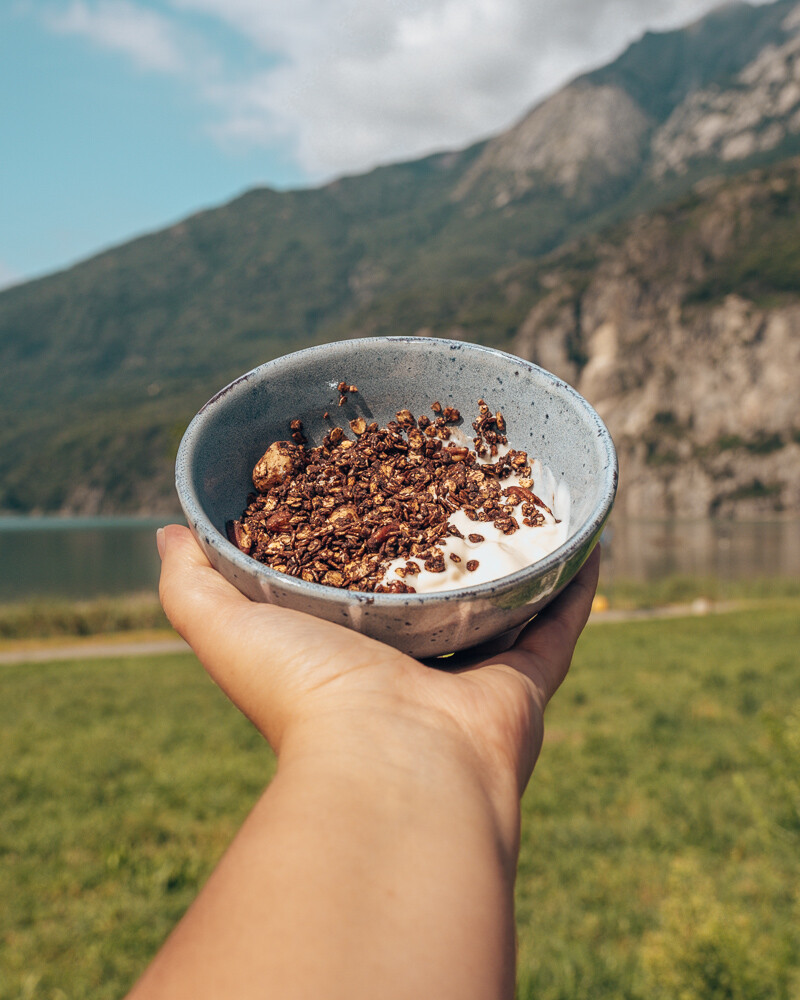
[603,517,800,583]
[0,516,797,604]
[0,517,167,603]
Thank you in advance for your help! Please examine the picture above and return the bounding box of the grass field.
[1,602,799,999]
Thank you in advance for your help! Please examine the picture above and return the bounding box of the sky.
[0,0,775,287]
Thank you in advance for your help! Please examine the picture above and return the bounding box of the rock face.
[457,0,800,203]
[511,162,800,518]
[651,6,800,177]
[454,82,651,205]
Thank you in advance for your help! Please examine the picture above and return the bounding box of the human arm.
[125,524,599,1000]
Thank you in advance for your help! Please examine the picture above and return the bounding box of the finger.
[157,525,409,743]
[158,523,402,670]
[506,545,600,705]
[157,524,252,643]
[157,524,322,741]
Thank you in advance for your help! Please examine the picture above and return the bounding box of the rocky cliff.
[511,160,800,518]
[651,4,800,179]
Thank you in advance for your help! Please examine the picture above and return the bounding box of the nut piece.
[395,409,416,428]
[327,504,359,527]
[265,508,292,533]
[228,519,252,554]
[290,418,307,445]
[367,521,400,551]
[337,381,358,406]
[253,441,304,490]
[349,417,367,436]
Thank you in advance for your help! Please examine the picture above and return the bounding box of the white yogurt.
[380,455,571,593]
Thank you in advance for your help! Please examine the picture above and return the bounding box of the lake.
[0,516,798,604]
[0,517,168,603]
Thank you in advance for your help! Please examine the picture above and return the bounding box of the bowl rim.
[176,336,618,606]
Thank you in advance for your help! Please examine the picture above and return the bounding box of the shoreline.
[3,597,795,666]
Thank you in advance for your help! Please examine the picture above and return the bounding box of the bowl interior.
[177,337,616,594]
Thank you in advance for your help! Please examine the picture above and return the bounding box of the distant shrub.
[716,434,745,452]
[0,595,168,639]
[744,432,784,455]
[726,479,782,501]
[711,432,785,455]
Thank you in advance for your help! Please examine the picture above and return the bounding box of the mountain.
[1,0,799,515]
[511,158,800,519]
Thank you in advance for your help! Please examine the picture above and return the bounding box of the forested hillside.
[2,0,799,514]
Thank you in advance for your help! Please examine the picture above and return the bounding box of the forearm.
[126,710,522,1000]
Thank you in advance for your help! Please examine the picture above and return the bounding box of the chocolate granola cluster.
[229,397,554,594]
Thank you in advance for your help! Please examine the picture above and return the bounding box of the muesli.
[228,396,568,594]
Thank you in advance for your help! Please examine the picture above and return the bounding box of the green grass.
[0,656,275,999]
[1,604,799,998]
[516,603,800,999]
[598,574,800,610]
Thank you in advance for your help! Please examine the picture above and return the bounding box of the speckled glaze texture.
[175,338,617,659]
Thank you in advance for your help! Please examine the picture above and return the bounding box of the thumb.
[157,524,251,641]
[157,523,305,743]
[505,545,600,707]
[155,525,405,747]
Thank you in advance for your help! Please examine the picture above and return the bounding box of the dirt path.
[0,636,190,666]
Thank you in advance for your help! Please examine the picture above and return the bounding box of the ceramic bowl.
[175,337,617,659]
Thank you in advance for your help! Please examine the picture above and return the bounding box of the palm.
[159,524,598,790]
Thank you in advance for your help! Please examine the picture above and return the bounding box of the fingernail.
[156,527,166,560]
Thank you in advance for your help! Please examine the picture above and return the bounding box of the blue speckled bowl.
[175,338,617,659]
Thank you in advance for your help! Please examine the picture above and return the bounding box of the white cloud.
[45,0,187,73]
[41,0,782,180]
[172,0,780,179]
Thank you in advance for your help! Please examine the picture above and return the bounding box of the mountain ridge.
[2,0,799,515]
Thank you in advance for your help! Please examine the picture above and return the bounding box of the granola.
[229,397,567,594]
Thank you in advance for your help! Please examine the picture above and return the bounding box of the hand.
[157,524,599,809]
[132,526,599,1000]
